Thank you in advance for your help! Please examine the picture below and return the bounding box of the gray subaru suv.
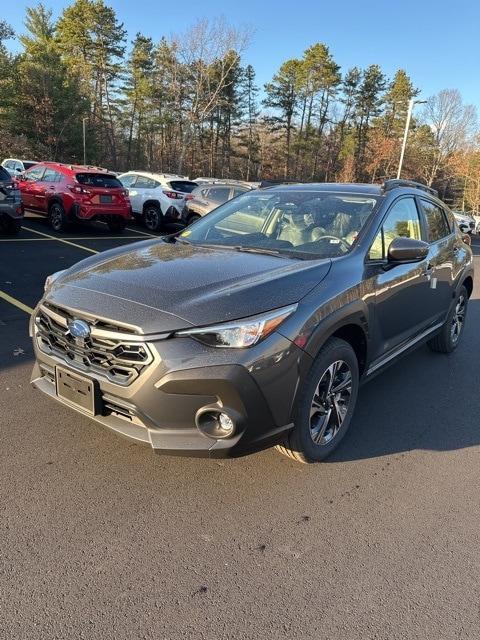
[0,166,24,235]
[30,180,473,462]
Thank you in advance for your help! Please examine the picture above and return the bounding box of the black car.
[0,166,24,235]
[31,180,473,463]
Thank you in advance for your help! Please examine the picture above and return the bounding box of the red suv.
[18,162,131,232]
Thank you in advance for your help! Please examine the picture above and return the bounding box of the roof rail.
[383,179,438,197]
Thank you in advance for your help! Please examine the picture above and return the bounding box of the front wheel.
[188,213,201,225]
[428,285,468,353]
[276,338,359,463]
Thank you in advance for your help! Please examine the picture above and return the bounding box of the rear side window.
[169,180,197,193]
[134,176,158,189]
[75,173,122,188]
[42,169,63,183]
[0,166,11,181]
[420,199,451,242]
[119,174,137,188]
[233,187,249,197]
[23,162,37,170]
[369,197,421,260]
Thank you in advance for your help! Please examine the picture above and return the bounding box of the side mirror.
[387,237,429,264]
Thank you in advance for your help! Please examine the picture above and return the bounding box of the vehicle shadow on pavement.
[329,298,480,463]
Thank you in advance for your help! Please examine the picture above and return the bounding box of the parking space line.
[125,227,156,237]
[0,290,34,315]
[0,236,146,242]
[22,227,99,254]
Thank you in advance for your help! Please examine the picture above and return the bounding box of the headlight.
[44,269,66,292]
[175,304,297,348]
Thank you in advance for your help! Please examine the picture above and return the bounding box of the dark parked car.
[184,181,254,224]
[0,165,24,235]
[31,180,473,462]
[18,162,131,232]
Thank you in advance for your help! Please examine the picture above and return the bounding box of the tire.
[106,217,127,233]
[188,213,201,225]
[4,218,22,235]
[276,337,359,463]
[49,202,69,232]
[428,285,468,353]
[143,204,163,232]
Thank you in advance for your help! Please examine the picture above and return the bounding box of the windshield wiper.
[233,246,297,258]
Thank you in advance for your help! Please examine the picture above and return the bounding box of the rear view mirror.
[387,237,429,264]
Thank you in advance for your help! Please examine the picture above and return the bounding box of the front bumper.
[31,312,305,457]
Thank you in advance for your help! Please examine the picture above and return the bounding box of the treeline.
[0,2,479,209]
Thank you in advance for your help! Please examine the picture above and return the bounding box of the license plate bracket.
[100,194,112,203]
[55,367,100,415]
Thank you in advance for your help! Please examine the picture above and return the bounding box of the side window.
[24,166,45,181]
[4,160,14,169]
[135,176,157,189]
[42,168,60,182]
[369,197,422,260]
[120,174,137,188]
[233,187,248,197]
[209,187,230,204]
[420,199,451,242]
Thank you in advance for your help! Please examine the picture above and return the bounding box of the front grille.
[35,305,153,386]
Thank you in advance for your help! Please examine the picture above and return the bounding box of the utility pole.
[82,117,88,166]
[397,98,427,179]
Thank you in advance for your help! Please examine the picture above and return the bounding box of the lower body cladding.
[31,328,309,458]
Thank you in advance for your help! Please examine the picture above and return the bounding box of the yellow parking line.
[23,227,99,254]
[0,235,145,242]
[0,290,34,315]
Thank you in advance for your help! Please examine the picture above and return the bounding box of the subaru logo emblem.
[68,319,91,339]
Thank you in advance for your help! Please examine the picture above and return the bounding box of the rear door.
[36,168,61,212]
[417,197,457,322]
[129,175,158,213]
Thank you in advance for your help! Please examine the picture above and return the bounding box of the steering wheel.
[314,235,351,253]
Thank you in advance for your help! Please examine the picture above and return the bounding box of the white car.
[118,171,198,231]
[453,211,476,235]
[2,158,39,177]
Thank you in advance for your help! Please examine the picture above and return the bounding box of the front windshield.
[181,189,380,259]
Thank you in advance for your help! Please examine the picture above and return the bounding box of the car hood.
[47,239,331,334]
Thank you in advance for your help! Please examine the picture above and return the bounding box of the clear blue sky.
[6,0,480,106]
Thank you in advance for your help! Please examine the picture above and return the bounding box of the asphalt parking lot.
[1,214,480,639]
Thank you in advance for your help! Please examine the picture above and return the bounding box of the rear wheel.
[143,204,162,232]
[106,217,127,233]
[276,338,359,463]
[49,202,69,232]
[428,285,468,353]
[188,213,201,225]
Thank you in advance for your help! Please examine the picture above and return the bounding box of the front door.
[367,196,436,363]
[18,166,45,210]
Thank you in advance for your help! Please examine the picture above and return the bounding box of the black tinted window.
[169,180,197,193]
[0,166,11,181]
[23,162,37,170]
[75,173,122,188]
[420,199,450,242]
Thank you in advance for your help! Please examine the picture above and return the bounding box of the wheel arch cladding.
[462,276,473,298]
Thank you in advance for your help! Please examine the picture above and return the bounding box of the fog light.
[219,412,234,434]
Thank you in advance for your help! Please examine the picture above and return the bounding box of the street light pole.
[82,117,87,166]
[397,98,427,179]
